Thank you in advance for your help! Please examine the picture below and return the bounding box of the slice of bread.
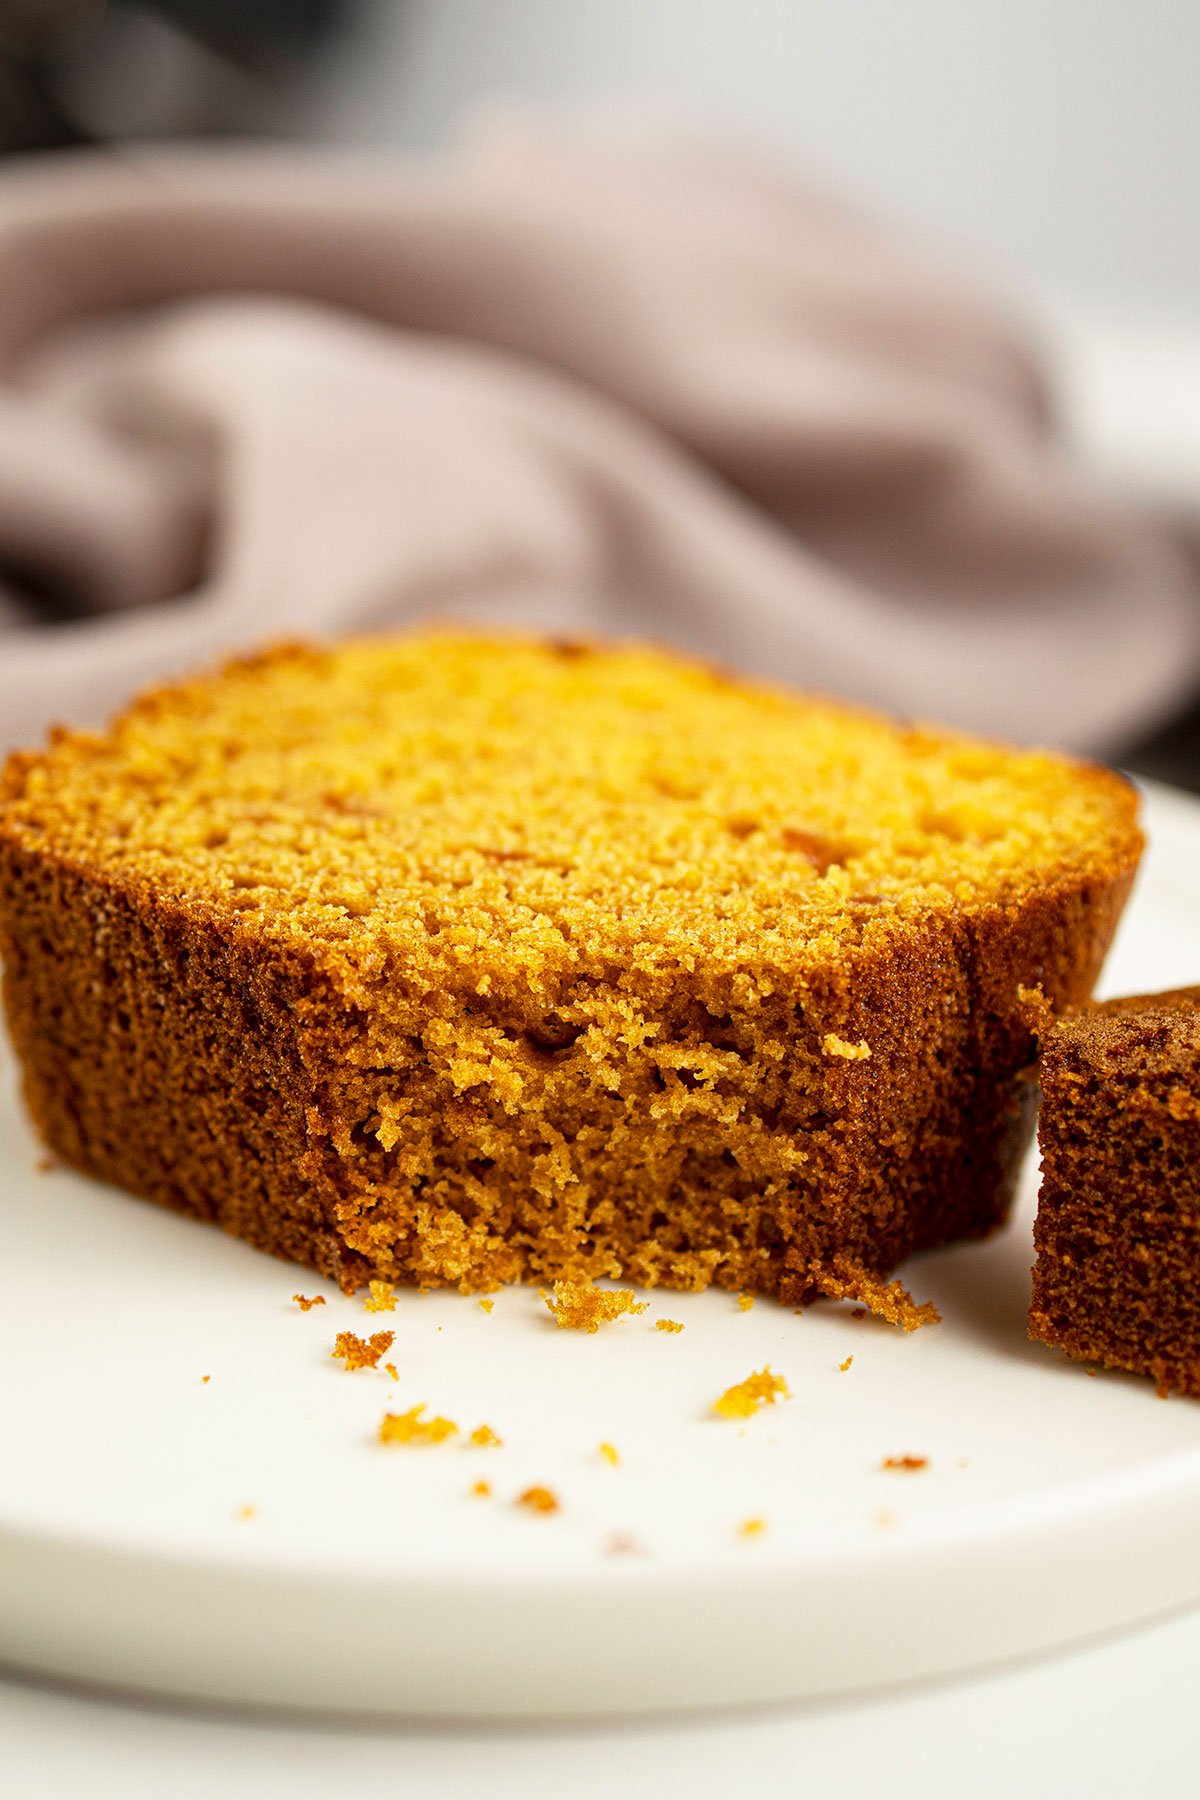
[1031,987,1200,1394]
[0,632,1141,1301]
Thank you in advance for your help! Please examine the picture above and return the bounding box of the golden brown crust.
[1030,986,1200,1396]
[0,630,1142,1305]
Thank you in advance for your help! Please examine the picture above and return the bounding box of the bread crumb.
[655,1317,684,1333]
[478,1298,494,1314]
[364,1279,396,1312]
[823,1033,871,1060]
[811,1259,940,1331]
[882,1454,928,1472]
[851,1307,867,1319]
[235,1505,257,1522]
[292,1293,325,1311]
[736,1293,755,1312]
[713,1366,790,1419]
[379,1406,459,1445]
[470,1479,492,1498]
[598,1441,620,1466]
[384,1361,399,1381]
[738,1516,767,1539]
[517,1484,560,1514]
[605,1531,643,1555]
[543,1279,647,1332]
[839,1355,854,1372]
[333,1329,395,1371]
[201,1375,211,1384]
[468,1423,503,1448]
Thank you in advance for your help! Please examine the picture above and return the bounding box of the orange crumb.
[384,1361,399,1381]
[234,1504,257,1522]
[738,1516,767,1539]
[655,1317,684,1333]
[812,1260,940,1331]
[478,1298,495,1314]
[543,1279,647,1332]
[470,1479,493,1498]
[379,1406,459,1446]
[839,1355,854,1372]
[333,1329,394,1371]
[598,1441,620,1467]
[364,1279,396,1313]
[882,1455,928,1472]
[851,1307,867,1319]
[517,1485,560,1514]
[712,1366,790,1419]
[292,1293,325,1311]
[201,1375,211,1384]
[605,1531,643,1556]
[737,1293,755,1312]
[468,1423,503,1448]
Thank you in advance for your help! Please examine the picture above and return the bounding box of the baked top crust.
[0,630,1142,1003]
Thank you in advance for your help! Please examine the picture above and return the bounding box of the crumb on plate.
[598,1441,620,1466]
[333,1329,395,1371]
[812,1262,940,1331]
[517,1484,560,1514]
[543,1279,647,1332]
[470,1479,492,1498]
[839,1355,854,1372]
[882,1454,928,1472]
[713,1366,790,1419]
[605,1531,643,1556]
[379,1405,459,1446]
[478,1298,494,1314]
[468,1423,503,1448]
[738,1516,767,1539]
[655,1317,684,1333]
[292,1293,325,1311]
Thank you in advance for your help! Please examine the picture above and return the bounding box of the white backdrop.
[307,0,1200,314]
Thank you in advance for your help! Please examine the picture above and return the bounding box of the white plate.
[2,780,1200,1720]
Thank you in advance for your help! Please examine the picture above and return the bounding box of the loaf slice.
[0,632,1141,1300]
[1030,987,1200,1395]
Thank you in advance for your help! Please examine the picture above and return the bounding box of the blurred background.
[7,0,1198,309]
[2,0,1199,782]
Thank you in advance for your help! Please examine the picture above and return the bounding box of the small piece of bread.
[1030,987,1200,1396]
[543,1281,647,1331]
[712,1366,790,1419]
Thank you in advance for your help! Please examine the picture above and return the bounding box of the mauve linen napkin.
[0,119,1196,752]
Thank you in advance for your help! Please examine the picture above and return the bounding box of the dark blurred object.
[0,0,347,152]
[1125,698,1200,797]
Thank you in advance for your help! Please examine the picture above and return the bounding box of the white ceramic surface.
[2,779,1199,1720]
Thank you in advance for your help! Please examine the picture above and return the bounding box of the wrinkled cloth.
[0,120,1196,753]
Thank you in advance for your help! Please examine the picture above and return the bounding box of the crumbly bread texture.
[1030,987,1200,1396]
[0,631,1140,1303]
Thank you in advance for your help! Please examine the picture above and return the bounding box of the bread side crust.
[0,829,1137,1299]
